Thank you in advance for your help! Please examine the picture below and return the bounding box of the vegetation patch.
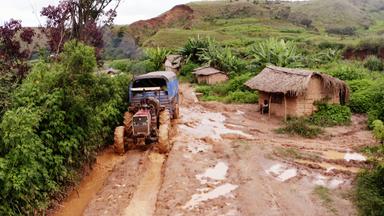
[276,117,323,139]
[273,147,302,160]
[356,165,384,216]
[373,120,384,144]
[364,55,384,72]
[319,61,368,81]
[313,186,338,215]
[309,103,352,127]
[179,62,199,83]
[195,73,258,104]
[0,41,130,214]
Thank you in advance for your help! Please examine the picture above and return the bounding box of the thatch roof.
[245,66,349,97]
[193,66,225,76]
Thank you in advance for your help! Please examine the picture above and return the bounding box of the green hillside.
[106,0,384,56]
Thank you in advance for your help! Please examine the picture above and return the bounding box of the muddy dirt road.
[54,83,375,216]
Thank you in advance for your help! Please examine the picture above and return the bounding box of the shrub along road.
[54,83,375,216]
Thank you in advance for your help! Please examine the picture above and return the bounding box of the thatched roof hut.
[193,66,228,85]
[245,66,349,119]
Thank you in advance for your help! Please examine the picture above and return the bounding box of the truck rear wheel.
[124,112,133,135]
[158,110,171,153]
[114,126,125,155]
[124,112,139,150]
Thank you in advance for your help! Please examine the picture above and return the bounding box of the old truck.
[114,71,179,154]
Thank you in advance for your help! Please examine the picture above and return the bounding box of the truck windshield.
[133,78,167,89]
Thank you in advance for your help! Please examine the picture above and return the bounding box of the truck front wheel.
[158,110,171,153]
[114,126,125,155]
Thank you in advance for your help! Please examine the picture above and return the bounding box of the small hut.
[193,66,229,85]
[245,66,349,119]
[164,55,183,73]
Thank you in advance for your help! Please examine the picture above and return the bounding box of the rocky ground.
[53,83,376,216]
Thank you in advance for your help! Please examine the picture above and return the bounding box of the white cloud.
[0,0,198,27]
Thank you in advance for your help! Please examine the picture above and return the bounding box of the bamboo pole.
[284,94,287,122]
[269,95,272,118]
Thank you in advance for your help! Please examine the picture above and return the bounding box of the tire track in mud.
[122,152,166,216]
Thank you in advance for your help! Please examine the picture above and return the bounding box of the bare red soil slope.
[128,5,194,41]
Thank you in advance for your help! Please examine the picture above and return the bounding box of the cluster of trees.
[40,0,121,61]
[0,0,130,214]
[1,0,122,119]
[0,19,35,116]
[0,41,130,214]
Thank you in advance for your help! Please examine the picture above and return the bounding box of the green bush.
[195,73,257,104]
[348,79,377,113]
[0,41,130,214]
[373,120,384,143]
[130,60,156,75]
[179,62,198,82]
[309,104,352,126]
[356,165,384,216]
[0,72,17,117]
[353,37,384,51]
[320,61,367,81]
[326,26,356,36]
[364,55,384,72]
[224,90,258,104]
[318,41,345,50]
[277,117,323,138]
[108,59,133,72]
[366,79,384,125]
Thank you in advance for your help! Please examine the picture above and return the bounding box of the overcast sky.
[0,0,199,27]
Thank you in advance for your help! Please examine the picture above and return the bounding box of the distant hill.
[24,0,382,59]
[289,0,373,29]
[105,0,383,53]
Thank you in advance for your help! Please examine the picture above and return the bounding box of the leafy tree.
[40,0,121,62]
[0,19,35,116]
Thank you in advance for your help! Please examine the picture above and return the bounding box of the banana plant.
[250,38,303,68]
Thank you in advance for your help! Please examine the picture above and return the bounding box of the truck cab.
[129,71,179,119]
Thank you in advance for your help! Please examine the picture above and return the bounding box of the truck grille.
[133,116,149,135]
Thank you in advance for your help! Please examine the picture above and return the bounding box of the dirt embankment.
[53,83,376,216]
[343,47,384,60]
[128,4,194,42]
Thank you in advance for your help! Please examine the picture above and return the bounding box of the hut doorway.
[339,90,346,105]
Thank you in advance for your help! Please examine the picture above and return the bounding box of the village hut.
[193,66,229,85]
[245,65,349,119]
[164,55,183,73]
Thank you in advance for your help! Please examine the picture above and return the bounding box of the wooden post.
[284,94,287,122]
[268,95,272,118]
